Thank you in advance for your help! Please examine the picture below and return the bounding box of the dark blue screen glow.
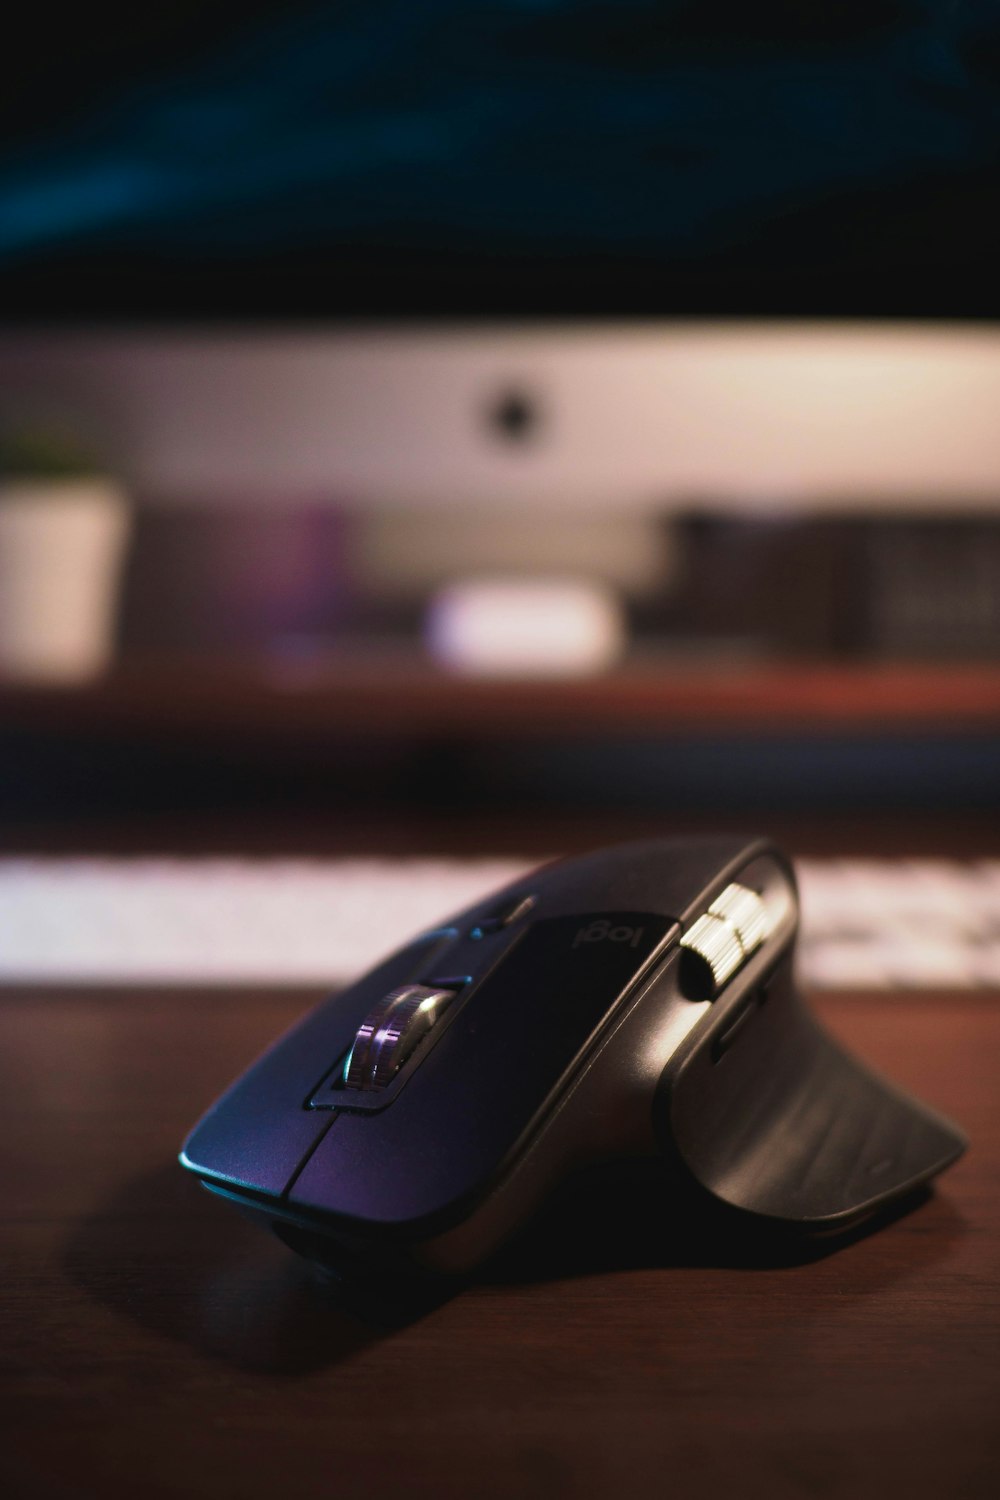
[1,1,998,316]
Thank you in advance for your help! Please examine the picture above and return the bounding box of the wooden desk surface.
[2,981,998,1500]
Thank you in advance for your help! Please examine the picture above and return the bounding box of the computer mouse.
[180,836,966,1277]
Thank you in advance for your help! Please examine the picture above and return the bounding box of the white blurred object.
[426,576,626,676]
[0,857,530,985]
[0,855,998,989]
[0,480,130,681]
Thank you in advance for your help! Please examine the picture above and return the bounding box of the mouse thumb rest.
[654,954,967,1232]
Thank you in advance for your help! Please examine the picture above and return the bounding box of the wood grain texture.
[1,984,997,1500]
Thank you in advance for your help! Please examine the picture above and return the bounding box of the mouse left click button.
[343,984,457,1091]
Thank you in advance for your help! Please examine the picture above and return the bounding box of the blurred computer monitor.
[1,3,999,513]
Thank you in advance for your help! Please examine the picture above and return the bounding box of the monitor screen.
[3,0,1000,321]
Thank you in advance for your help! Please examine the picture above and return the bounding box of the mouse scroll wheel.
[343,984,457,1091]
[679,883,769,998]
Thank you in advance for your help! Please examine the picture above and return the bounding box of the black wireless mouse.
[180,837,966,1277]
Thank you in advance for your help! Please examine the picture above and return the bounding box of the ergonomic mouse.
[180,837,966,1277]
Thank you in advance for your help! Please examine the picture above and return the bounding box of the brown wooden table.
[2,974,997,1500]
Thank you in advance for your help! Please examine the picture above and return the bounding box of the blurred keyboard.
[1,856,998,989]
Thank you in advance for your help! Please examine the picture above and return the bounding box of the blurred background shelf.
[4,658,1000,740]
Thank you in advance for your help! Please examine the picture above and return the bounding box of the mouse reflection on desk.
[180,836,966,1279]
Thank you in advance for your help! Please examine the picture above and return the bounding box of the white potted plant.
[0,429,131,682]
